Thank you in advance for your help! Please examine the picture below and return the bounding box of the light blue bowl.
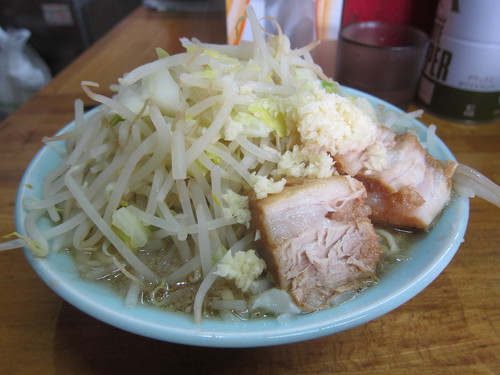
[15,88,469,347]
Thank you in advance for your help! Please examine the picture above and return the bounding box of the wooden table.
[1,6,499,374]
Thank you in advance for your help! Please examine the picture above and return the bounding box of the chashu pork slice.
[335,125,457,229]
[249,176,381,311]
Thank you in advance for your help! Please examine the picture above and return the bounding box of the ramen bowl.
[15,87,469,348]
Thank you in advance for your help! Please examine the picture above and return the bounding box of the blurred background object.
[0,26,51,119]
[341,0,439,35]
[225,0,343,47]
[0,0,142,76]
[225,0,344,78]
[144,0,224,12]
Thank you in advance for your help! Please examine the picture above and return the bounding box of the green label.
[418,74,500,122]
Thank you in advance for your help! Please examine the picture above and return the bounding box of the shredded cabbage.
[111,206,150,250]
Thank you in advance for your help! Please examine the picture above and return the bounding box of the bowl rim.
[15,87,470,348]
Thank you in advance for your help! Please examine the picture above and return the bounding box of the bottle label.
[417,0,500,122]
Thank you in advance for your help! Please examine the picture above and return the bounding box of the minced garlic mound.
[296,90,376,156]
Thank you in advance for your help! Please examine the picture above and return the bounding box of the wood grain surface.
[0,6,498,374]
